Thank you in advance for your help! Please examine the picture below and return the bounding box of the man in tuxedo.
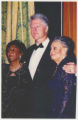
[26,13,76,118]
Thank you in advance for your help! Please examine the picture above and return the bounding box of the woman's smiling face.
[7,45,21,62]
[50,41,67,64]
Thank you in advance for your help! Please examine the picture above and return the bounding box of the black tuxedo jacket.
[26,40,56,118]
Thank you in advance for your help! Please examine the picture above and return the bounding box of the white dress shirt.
[28,38,50,79]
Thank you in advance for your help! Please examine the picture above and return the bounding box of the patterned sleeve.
[59,71,76,115]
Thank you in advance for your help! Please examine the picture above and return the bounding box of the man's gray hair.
[30,13,49,26]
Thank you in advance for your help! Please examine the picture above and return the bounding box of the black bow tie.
[34,43,43,50]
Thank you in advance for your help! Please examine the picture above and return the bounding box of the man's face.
[30,18,48,43]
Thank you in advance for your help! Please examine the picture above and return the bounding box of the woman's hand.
[62,62,76,74]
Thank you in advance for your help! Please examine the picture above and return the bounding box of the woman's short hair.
[6,40,27,63]
[30,13,49,27]
[52,36,75,56]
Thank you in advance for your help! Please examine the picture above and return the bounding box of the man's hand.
[62,62,76,74]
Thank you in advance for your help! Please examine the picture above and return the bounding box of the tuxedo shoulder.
[26,44,35,62]
[27,44,35,50]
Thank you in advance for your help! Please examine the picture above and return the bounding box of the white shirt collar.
[42,37,50,47]
[36,37,50,47]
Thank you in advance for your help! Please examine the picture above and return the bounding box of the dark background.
[35,2,61,41]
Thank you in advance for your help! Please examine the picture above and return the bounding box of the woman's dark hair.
[52,36,75,56]
[6,40,27,63]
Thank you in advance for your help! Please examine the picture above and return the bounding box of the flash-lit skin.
[63,62,77,74]
[50,41,67,65]
[7,45,23,73]
[30,18,48,45]
[50,41,76,74]
[7,45,22,63]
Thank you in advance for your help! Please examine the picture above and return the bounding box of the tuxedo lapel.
[26,45,36,66]
[33,41,51,81]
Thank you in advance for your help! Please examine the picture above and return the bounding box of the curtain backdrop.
[2,1,35,63]
[63,2,77,55]
[2,2,77,62]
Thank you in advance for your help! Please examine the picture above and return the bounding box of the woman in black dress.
[48,36,76,118]
[2,40,32,118]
